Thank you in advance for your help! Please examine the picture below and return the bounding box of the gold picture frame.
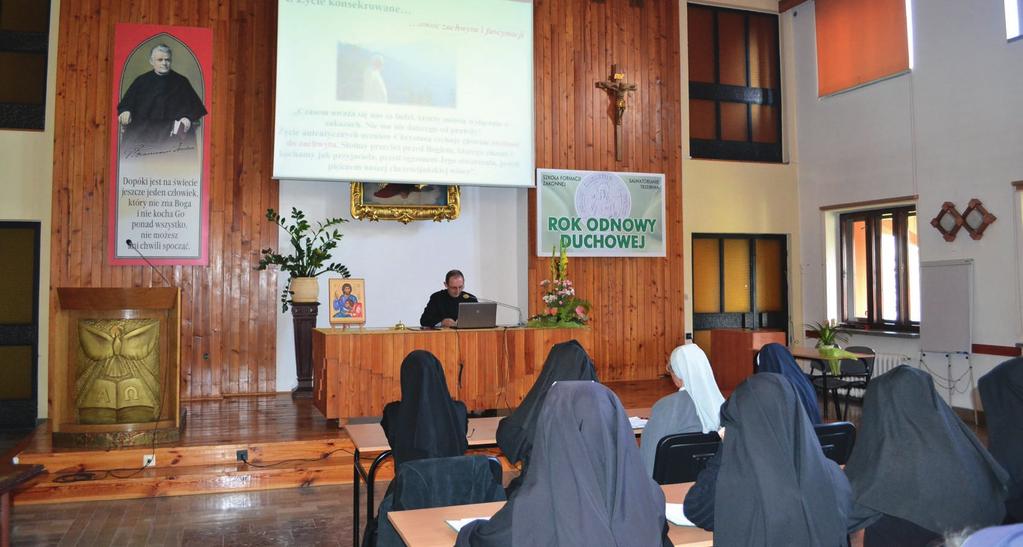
[350,183,460,224]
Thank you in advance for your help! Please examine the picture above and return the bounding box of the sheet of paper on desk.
[629,416,648,429]
[447,517,490,532]
[665,503,695,527]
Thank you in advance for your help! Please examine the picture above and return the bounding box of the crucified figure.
[596,64,637,161]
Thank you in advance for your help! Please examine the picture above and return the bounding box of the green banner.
[536,168,666,257]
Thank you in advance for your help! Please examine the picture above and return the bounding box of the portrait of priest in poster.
[109,25,212,267]
[117,42,207,154]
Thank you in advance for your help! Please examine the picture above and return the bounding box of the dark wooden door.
[0,222,40,429]
[692,234,788,361]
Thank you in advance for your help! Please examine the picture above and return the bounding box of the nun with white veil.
[639,344,726,476]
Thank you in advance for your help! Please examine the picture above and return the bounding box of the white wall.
[0,0,60,419]
[274,181,528,391]
[790,0,1023,408]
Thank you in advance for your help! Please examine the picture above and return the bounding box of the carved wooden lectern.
[52,288,182,449]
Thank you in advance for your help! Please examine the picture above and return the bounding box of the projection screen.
[274,0,535,187]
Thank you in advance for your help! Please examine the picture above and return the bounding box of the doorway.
[0,222,41,429]
[691,234,788,361]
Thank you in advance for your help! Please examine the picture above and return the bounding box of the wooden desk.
[387,482,713,547]
[710,328,787,394]
[313,327,591,420]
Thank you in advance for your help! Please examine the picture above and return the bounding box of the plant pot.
[290,277,319,303]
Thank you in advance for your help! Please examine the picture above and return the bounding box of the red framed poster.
[108,24,212,266]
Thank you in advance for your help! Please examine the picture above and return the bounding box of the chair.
[810,346,875,420]
[651,431,722,485]
[373,455,506,547]
[814,421,856,465]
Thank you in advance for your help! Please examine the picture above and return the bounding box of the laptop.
[454,302,498,329]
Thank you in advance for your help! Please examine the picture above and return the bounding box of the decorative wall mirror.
[961,198,996,240]
[930,201,964,242]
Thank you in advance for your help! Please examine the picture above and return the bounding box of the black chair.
[372,455,505,547]
[814,421,856,465]
[651,431,722,485]
[811,346,875,420]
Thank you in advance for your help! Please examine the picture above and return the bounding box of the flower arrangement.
[528,244,591,328]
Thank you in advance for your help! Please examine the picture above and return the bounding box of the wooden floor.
[8,378,676,506]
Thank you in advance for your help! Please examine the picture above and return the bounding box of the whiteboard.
[919,260,973,354]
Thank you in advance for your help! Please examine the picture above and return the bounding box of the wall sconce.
[961,198,997,240]
[930,201,964,242]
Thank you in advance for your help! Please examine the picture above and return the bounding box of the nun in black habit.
[846,365,1010,546]
[683,372,854,546]
[495,340,597,485]
[456,381,670,547]
[979,358,1023,523]
[755,342,822,424]
[381,350,468,467]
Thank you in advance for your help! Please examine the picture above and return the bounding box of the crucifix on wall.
[596,64,637,161]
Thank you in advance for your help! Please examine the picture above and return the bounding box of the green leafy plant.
[257,207,350,312]
[527,243,591,328]
[805,319,848,348]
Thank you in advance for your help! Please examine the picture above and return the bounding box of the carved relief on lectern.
[74,319,161,424]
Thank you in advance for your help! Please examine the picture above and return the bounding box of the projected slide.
[274,0,534,187]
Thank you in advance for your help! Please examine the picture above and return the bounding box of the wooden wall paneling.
[530,0,684,382]
[50,0,280,402]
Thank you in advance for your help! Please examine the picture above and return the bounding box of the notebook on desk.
[454,302,498,329]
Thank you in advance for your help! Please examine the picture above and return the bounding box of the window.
[839,206,919,332]
[691,234,789,360]
[687,4,782,163]
[0,0,50,130]
[1007,0,1022,40]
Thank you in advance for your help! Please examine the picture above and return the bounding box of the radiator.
[845,352,910,399]
[872,352,907,376]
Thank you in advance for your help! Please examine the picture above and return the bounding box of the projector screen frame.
[272,0,536,187]
[350,182,460,224]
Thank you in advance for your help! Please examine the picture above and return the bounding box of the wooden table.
[313,326,592,420]
[386,482,713,547]
[348,411,650,547]
[0,464,44,547]
[788,346,873,420]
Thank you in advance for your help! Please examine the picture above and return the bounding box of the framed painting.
[328,278,366,326]
[350,183,460,224]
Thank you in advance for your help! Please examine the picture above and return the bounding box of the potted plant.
[805,320,854,374]
[805,319,847,350]
[527,243,591,328]
[257,207,351,312]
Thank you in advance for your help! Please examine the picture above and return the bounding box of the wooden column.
[291,303,319,399]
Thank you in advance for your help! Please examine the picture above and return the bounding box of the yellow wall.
[0,0,59,419]
[682,161,803,340]
[679,0,803,343]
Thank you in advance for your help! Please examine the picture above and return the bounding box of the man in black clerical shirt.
[117,44,208,150]
[420,269,478,327]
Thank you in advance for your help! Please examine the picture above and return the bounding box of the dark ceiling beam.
[779,0,811,13]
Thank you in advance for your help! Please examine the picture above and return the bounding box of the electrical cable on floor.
[238,447,355,468]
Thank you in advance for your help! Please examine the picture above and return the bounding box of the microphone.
[126,239,173,286]
[477,298,525,326]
